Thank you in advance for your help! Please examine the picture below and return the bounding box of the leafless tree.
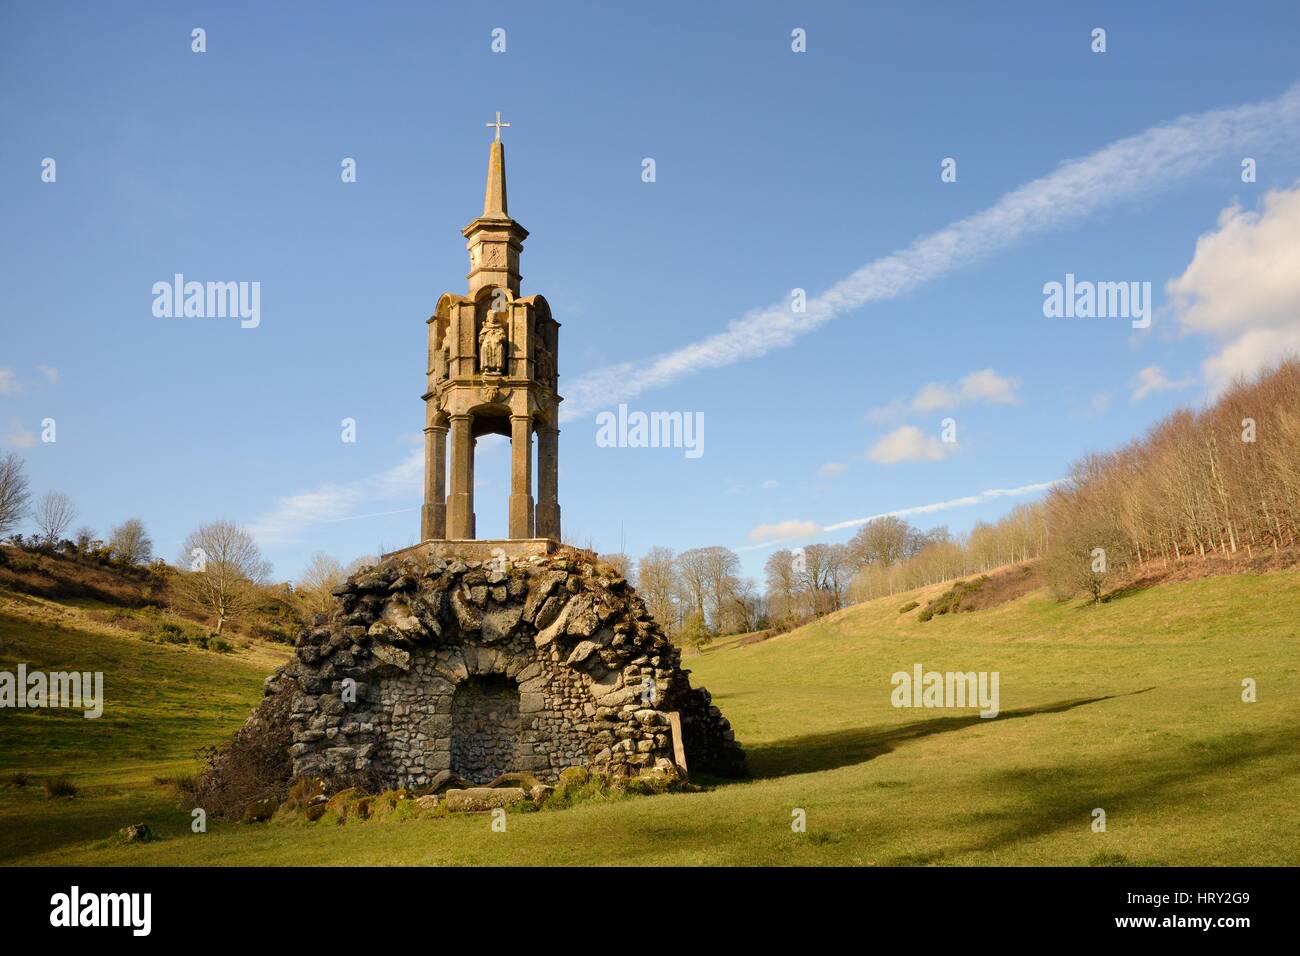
[764,548,801,623]
[802,542,848,615]
[296,551,345,620]
[846,515,916,571]
[636,546,680,635]
[173,520,272,635]
[34,491,76,546]
[0,453,30,538]
[674,547,712,620]
[700,546,742,632]
[597,551,633,581]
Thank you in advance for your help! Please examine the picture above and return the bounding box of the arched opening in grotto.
[450,673,521,784]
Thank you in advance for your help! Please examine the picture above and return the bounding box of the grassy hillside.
[0,590,290,863]
[2,571,1298,866]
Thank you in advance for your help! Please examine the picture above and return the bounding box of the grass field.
[2,571,1298,866]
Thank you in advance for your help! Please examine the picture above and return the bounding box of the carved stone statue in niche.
[535,338,553,388]
[433,343,449,383]
[479,316,506,374]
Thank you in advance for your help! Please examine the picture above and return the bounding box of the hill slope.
[2,571,1298,866]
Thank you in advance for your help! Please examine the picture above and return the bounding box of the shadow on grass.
[746,689,1153,779]
[884,726,1300,865]
[0,787,188,864]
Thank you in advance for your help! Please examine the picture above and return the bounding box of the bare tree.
[700,546,742,633]
[296,551,345,620]
[724,576,766,633]
[34,491,76,546]
[846,516,916,572]
[636,546,680,634]
[764,548,801,623]
[108,518,153,565]
[675,548,711,620]
[597,551,633,581]
[173,520,272,635]
[802,542,848,615]
[0,453,31,539]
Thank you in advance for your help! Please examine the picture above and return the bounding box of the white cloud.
[746,519,820,543]
[561,84,1300,419]
[867,425,952,464]
[1131,364,1196,402]
[873,368,1019,419]
[910,382,958,412]
[1167,184,1300,393]
[0,368,17,396]
[958,369,1019,405]
[35,365,59,385]
[822,481,1062,533]
[247,446,424,546]
[818,462,848,476]
[740,480,1061,548]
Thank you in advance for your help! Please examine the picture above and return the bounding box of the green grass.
[2,571,1298,865]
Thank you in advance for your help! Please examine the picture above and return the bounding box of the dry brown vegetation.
[0,544,163,606]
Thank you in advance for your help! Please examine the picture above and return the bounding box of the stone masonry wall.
[275,547,746,789]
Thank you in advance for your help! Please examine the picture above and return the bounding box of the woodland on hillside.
[1044,358,1300,602]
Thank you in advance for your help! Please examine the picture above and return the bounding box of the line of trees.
[622,545,764,647]
[761,505,1049,615]
[846,505,1049,602]
[0,452,156,563]
[1044,358,1300,600]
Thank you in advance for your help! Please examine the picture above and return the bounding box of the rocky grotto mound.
[268,545,745,791]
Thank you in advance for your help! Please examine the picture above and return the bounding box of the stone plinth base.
[383,538,556,564]
[274,548,748,789]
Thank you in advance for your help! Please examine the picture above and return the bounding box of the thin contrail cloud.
[740,480,1063,550]
[562,83,1300,420]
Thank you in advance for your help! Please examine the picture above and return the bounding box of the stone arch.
[430,292,462,357]
[450,673,520,783]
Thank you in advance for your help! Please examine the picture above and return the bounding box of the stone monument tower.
[421,114,561,544]
[234,117,748,796]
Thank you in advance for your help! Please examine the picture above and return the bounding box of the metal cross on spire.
[486,111,510,141]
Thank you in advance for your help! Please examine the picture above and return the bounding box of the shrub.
[44,777,78,798]
[898,601,919,614]
[8,772,29,788]
[918,576,989,622]
[184,682,294,821]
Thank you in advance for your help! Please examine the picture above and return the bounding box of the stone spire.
[483,138,508,218]
[462,116,527,297]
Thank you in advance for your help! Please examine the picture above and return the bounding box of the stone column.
[508,415,535,538]
[535,424,560,540]
[420,420,447,540]
[469,436,477,538]
[447,414,474,539]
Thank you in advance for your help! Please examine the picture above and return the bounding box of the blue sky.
[4,1,1300,583]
